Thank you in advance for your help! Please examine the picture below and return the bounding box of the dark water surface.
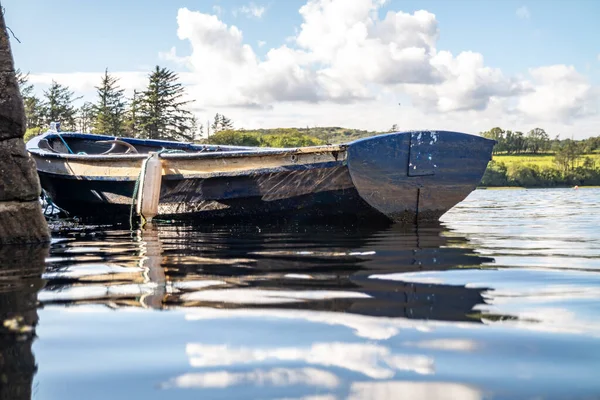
[2,188,600,399]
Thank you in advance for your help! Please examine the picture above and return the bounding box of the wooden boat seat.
[97,140,139,154]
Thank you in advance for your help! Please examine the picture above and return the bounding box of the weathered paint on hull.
[38,171,377,222]
[29,130,495,223]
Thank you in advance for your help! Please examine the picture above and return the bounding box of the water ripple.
[2,188,600,399]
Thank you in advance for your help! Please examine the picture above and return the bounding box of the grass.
[493,153,600,168]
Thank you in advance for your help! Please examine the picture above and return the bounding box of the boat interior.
[31,132,346,157]
[35,133,253,155]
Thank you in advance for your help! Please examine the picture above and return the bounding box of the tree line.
[480,127,600,155]
[18,63,326,148]
[18,66,236,143]
[481,136,600,187]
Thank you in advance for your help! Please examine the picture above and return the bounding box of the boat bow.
[347,130,495,222]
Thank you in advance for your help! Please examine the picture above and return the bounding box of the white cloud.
[403,50,528,112]
[212,5,223,15]
[296,4,442,89]
[234,2,266,18]
[516,6,530,19]
[158,46,188,66]
[26,0,600,138]
[168,2,595,127]
[517,65,597,122]
[172,4,462,107]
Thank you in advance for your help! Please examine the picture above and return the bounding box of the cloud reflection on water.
[185,342,434,379]
[164,367,340,389]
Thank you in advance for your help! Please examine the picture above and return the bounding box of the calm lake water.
[1,188,599,399]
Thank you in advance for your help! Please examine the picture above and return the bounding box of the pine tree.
[16,69,44,129]
[76,102,95,133]
[139,66,194,140]
[197,120,204,139]
[92,69,126,135]
[16,68,34,98]
[23,96,44,129]
[124,89,143,137]
[211,113,222,133]
[41,80,80,131]
[221,115,233,130]
[210,113,234,133]
[188,115,203,141]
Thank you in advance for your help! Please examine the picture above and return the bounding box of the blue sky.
[6,0,599,78]
[3,0,600,137]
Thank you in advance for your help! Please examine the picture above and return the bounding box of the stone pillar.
[0,5,49,244]
[0,245,47,400]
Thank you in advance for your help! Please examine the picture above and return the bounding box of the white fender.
[136,152,162,222]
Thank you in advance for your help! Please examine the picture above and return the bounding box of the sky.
[3,0,600,138]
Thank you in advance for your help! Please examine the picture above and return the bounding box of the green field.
[494,153,600,168]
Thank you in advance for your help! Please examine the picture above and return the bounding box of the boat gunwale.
[348,129,496,145]
[26,132,347,161]
[36,160,347,181]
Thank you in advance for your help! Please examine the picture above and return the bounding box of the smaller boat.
[26,129,494,223]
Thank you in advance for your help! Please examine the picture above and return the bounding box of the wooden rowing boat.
[26,130,494,223]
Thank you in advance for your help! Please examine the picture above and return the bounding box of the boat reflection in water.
[41,220,494,322]
[33,220,498,400]
[37,220,495,399]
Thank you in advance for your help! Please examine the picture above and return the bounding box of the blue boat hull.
[38,167,377,222]
[347,130,495,222]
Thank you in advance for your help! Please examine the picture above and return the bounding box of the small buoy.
[136,152,163,222]
[574,185,579,190]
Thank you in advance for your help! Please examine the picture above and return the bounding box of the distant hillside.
[235,127,382,144]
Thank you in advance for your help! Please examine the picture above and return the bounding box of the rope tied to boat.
[55,132,75,154]
[54,132,88,155]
